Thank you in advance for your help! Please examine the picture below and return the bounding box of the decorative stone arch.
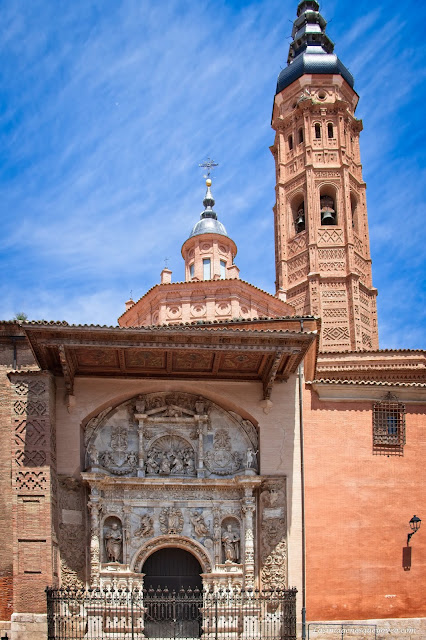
[131,535,212,574]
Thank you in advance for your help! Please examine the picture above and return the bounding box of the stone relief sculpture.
[259,478,287,589]
[58,477,86,588]
[104,520,123,563]
[96,424,139,475]
[159,507,184,535]
[204,429,243,475]
[85,392,259,480]
[190,511,210,538]
[134,514,154,538]
[145,437,196,476]
[221,523,240,563]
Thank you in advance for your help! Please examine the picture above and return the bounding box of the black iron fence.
[46,586,297,640]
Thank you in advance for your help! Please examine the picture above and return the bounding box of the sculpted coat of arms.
[204,429,243,475]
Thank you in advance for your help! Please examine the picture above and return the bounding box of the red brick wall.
[0,325,39,619]
[304,389,426,620]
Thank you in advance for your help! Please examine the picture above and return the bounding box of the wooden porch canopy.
[23,318,319,401]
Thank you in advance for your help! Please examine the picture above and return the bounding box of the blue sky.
[0,0,425,349]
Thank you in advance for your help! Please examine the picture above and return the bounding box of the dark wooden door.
[143,548,202,638]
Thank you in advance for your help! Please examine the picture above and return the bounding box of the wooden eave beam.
[262,350,284,400]
[58,345,75,396]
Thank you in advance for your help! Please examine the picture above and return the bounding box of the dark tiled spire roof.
[276,1,354,93]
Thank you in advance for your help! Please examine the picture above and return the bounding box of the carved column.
[123,505,131,564]
[196,418,205,478]
[212,506,222,569]
[135,413,146,477]
[88,491,101,586]
[242,492,256,589]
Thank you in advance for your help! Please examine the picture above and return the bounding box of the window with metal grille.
[373,393,406,456]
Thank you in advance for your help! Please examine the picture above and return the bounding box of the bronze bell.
[321,207,336,225]
[296,211,305,232]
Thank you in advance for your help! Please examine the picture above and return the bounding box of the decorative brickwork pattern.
[15,471,48,491]
[9,373,57,613]
[272,76,379,349]
[317,229,344,245]
[288,233,307,256]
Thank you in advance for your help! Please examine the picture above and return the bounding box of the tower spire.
[271,2,378,352]
[276,0,354,95]
[201,178,217,220]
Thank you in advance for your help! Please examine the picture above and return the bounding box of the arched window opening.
[288,134,294,151]
[291,197,305,234]
[320,194,337,225]
[294,201,305,233]
[298,128,304,144]
[328,123,334,139]
[315,123,321,139]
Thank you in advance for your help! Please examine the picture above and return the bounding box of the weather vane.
[164,257,170,268]
[199,158,219,179]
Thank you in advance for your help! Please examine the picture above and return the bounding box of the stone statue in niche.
[190,511,210,538]
[159,507,184,535]
[135,514,154,538]
[221,524,240,563]
[104,521,123,563]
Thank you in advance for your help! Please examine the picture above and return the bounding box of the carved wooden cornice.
[23,320,319,400]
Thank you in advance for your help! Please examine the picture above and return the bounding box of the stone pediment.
[144,404,197,419]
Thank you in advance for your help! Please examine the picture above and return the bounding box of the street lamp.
[407,515,421,546]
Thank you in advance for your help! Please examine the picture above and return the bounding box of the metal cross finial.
[130,290,133,300]
[199,158,219,178]
[164,257,170,268]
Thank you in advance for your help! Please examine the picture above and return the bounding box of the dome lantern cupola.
[187,178,230,240]
[182,176,239,282]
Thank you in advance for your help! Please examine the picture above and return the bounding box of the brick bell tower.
[271,0,379,352]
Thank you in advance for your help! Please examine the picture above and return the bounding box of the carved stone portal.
[81,394,287,591]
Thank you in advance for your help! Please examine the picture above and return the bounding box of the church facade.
[0,2,425,639]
